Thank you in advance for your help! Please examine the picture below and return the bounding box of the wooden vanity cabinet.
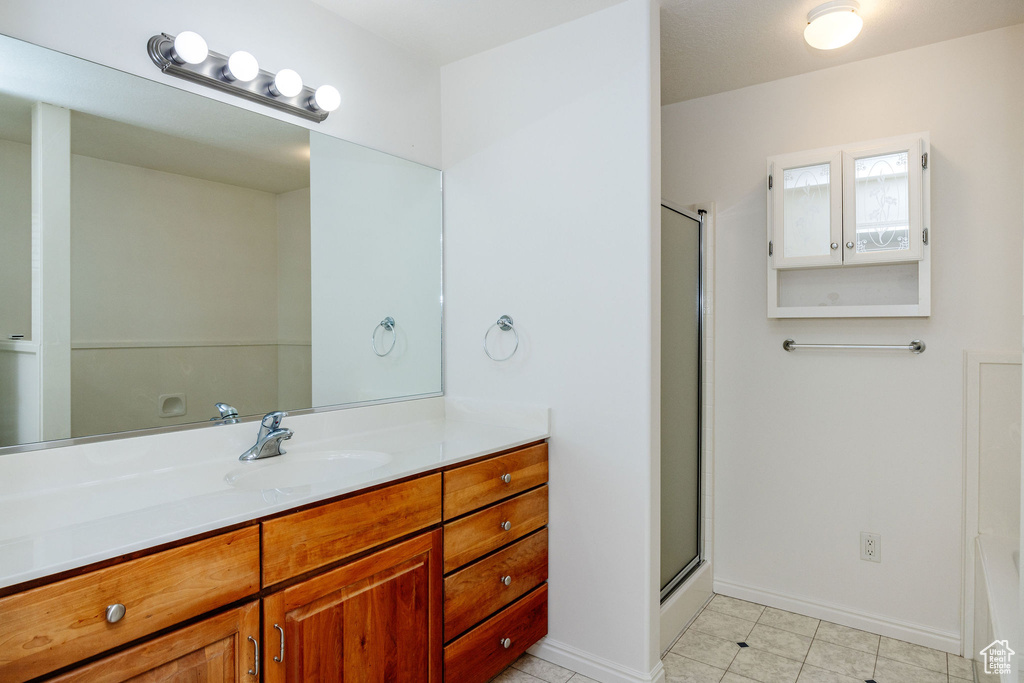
[262,530,443,682]
[0,441,548,683]
[441,443,549,683]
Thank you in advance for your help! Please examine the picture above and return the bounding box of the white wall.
[442,1,663,680]
[0,140,31,340]
[277,187,313,411]
[0,0,441,167]
[310,133,442,408]
[69,155,285,434]
[663,25,1024,651]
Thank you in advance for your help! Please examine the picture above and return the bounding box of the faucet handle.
[214,403,239,419]
[261,411,288,431]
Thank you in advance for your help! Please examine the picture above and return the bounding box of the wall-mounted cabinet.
[767,133,930,318]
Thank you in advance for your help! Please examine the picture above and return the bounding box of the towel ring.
[372,316,397,357]
[484,315,518,362]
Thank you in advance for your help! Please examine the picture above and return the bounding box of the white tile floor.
[491,594,979,683]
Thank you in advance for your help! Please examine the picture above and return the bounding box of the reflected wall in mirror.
[0,34,442,451]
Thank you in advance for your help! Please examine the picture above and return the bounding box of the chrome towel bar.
[783,339,925,354]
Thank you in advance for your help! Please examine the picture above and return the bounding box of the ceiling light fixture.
[804,0,863,50]
[147,33,340,122]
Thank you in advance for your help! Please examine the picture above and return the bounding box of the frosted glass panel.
[783,163,831,258]
[852,152,909,254]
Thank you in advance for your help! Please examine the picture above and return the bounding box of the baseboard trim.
[714,578,961,654]
[529,638,666,683]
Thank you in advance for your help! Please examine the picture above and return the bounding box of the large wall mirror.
[0,34,442,451]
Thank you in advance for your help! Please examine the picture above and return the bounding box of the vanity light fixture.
[270,68,304,98]
[804,0,863,50]
[147,32,338,122]
[224,51,259,82]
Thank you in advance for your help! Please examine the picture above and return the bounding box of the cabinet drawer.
[0,527,259,683]
[262,473,442,585]
[443,584,548,683]
[444,529,548,641]
[443,443,548,520]
[47,601,259,682]
[443,486,547,573]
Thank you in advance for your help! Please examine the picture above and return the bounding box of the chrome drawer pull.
[248,636,259,677]
[105,603,126,624]
[274,623,285,663]
[501,575,512,586]
[500,473,512,484]
[500,521,512,531]
[500,637,512,649]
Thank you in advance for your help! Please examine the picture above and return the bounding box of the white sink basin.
[224,451,392,491]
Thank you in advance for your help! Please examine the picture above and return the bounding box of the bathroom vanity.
[0,401,550,682]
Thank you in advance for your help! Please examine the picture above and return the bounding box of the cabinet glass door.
[842,136,923,265]
[769,151,842,269]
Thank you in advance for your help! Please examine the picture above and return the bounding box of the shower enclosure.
[660,203,703,601]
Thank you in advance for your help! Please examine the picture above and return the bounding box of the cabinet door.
[263,530,442,683]
[47,602,260,682]
[769,149,843,269]
[842,134,925,265]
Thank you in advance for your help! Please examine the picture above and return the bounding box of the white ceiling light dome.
[804,0,863,50]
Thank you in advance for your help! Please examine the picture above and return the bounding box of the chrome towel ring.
[372,316,397,357]
[484,315,518,362]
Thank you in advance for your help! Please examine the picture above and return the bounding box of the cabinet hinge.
[921,152,928,169]
[922,228,929,245]
[768,174,773,190]
[768,240,774,256]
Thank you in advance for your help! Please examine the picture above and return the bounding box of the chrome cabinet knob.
[830,242,838,250]
[105,603,126,624]
[500,473,512,484]
[500,521,512,531]
[500,637,512,649]
[501,575,512,586]
[845,241,854,249]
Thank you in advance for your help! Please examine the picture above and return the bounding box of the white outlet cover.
[860,532,881,562]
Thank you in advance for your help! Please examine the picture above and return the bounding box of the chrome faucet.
[239,411,293,461]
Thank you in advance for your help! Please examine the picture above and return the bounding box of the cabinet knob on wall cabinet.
[501,575,513,586]
[846,241,855,249]
[830,242,839,250]
[500,521,512,531]
[500,473,512,484]
[500,638,512,649]
[105,603,126,623]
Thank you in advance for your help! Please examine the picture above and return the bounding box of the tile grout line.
[791,617,822,683]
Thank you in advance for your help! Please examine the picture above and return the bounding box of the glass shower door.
[660,204,702,600]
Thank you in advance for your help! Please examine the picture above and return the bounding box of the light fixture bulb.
[271,69,303,98]
[171,31,209,65]
[224,51,259,82]
[804,0,863,50]
[311,85,341,112]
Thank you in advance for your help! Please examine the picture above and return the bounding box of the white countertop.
[0,397,549,590]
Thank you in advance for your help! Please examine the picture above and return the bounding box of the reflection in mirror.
[0,34,442,451]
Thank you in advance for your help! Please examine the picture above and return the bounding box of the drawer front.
[262,473,442,585]
[444,529,548,641]
[0,526,260,683]
[46,601,260,682]
[443,443,548,520]
[443,584,548,683]
[443,486,547,573]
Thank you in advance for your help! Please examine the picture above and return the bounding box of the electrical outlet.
[860,532,881,563]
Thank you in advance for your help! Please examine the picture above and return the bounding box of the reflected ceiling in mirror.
[0,34,442,452]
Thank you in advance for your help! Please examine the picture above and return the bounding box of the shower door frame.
[659,201,705,603]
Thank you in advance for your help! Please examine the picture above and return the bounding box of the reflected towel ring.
[484,315,518,362]
[372,316,397,357]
